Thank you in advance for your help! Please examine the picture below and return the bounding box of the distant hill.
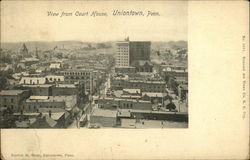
[1,40,187,52]
[0,41,90,52]
[151,41,187,50]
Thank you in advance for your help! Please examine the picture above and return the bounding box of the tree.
[168,77,179,95]
[166,102,176,111]
[0,55,12,64]
[0,71,8,90]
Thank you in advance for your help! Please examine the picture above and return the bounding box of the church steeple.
[20,43,29,58]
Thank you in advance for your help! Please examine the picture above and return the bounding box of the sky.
[1,1,187,42]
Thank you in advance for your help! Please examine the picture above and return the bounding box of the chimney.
[49,110,52,117]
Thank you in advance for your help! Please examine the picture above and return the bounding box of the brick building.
[98,97,152,110]
[129,41,151,64]
[51,84,79,96]
[20,95,77,112]
[115,40,151,68]
[60,69,96,95]
[0,90,31,111]
[111,78,166,93]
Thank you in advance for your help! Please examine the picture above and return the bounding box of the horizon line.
[1,39,188,43]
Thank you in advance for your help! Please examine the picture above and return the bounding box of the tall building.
[115,39,151,67]
[129,41,151,64]
[116,41,130,67]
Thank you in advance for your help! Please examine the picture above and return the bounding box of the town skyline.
[0,37,188,129]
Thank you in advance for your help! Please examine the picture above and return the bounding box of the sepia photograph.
[0,1,188,129]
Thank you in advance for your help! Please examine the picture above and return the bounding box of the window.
[11,98,14,103]
[30,80,32,84]
[37,80,39,84]
[4,98,7,103]
[11,105,13,109]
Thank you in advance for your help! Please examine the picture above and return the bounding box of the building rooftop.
[29,96,49,100]
[46,75,64,78]
[119,109,187,115]
[99,97,151,103]
[26,96,77,110]
[42,112,65,120]
[135,120,188,128]
[55,84,76,88]
[128,79,165,84]
[115,66,135,69]
[123,88,141,94]
[19,77,47,85]
[20,58,39,62]
[15,119,35,128]
[38,108,66,113]
[43,115,58,127]
[49,63,61,69]
[142,92,167,98]
[0,90,27,96]
[22,84,52,88]
[63,68,93,72]
[91,108,117,118]
[120,95,141,99]
[117,110,131,117]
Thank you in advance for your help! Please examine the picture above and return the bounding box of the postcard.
[0,0,249,159]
